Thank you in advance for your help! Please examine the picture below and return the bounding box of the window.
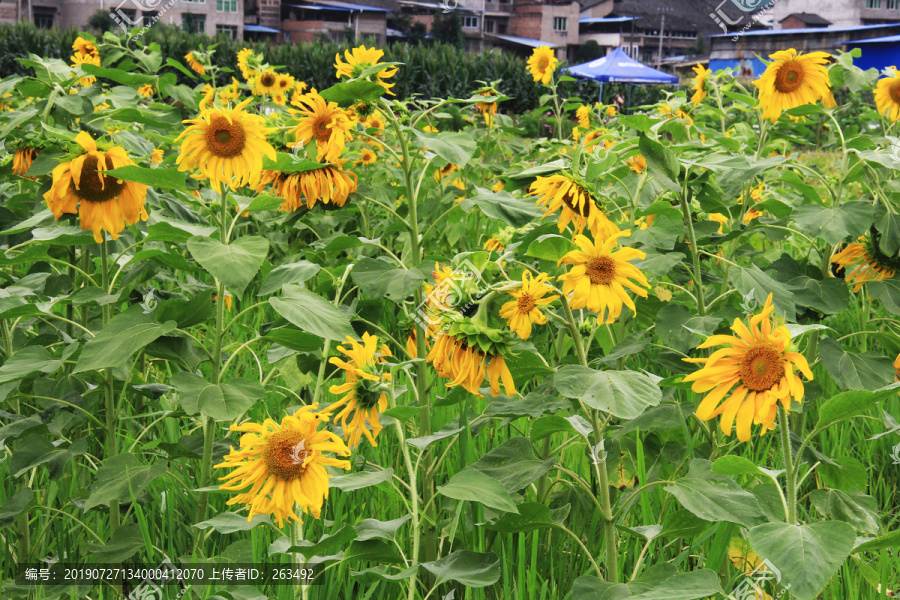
[484,19,494,33]
[142,11,158,26]
[463,15,478,28]
[216,24,238,37]
[182,13,206,33]
[217,0,238,11]
[32,6,55,28]
[184,0,206,3]
[866,0,882,6]
[888,0,898,8]
[553,17,566,31]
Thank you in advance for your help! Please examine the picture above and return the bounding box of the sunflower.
[499,272,558,340]
[253,69,279,97]
[137,84,154,98]
[874,66,900,121]
[483,238,504,252]
[682,294,813,442]
[527,46,558,85]
[72,36,99,59]
[271,162,358,211]
[363,111,386,133]
[831,234,899,292]
[290,82,309,106]
[290,89,354,163]
[475,90,498,126]
[185,52,206,76]
[753,49,833,122]
[434,162,458,182]
[530,172,619,240]
[149,148,163,166]
[557,230,650,322]
[218,78,242,103]
[358,148,377,165]
[626,154,646,174]
[275,73,296,96]
[606,106,616,117]
[214,405,351,526]
[334,45,398,95]
[236,48,256,80]
[328,333,393,448]
[175,98,276,191]
[691,63,711,105]
[709,212,729,233]
[426,334,516,398]
[676,109,693,125]
[491,180,504,192]
[583,130,602,150]
[71,52,100,87]
[12,147,38,178]
[576,105,591,128]
[43,131,148,243]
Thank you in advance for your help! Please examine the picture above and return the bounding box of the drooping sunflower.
[270,162,358,211]
[499,272,559,340]
[527,46,558,85]
[874,66,900,121]
[753,49,833,123]
[253,69,279,97]
[236,48,256,81]
[175,98,276,191]
[214,405,351,526]
[691,63,711,105]
[831,233,899,292]
[72,36,99,59]
[334,45,398,95]
[530,172,619,240]
[328,333,393,448]
[12,147,38,178]
[71,52,100,87]
[426,333,516,398]
[576,104,591,129]
[626,154,646,174]
[185,52,206,76]
[43,131,148,243]
[557,230,650,322]
[358,148,377,165]
[290,89,354,163]
[475,89,498,126]
[137,84,154,98]
[682,294,814,442]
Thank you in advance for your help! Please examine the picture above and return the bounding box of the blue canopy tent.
[567,47,679,112]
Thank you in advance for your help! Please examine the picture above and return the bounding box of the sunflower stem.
[560,295,618,582]
[100,236,120,535]
[778,405,797,525]
[196,189,231,527]
[389,389,421,600]
[679,182,706,317]
[382,99,436,566]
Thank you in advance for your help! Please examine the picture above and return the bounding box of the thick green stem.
[383,101,436,565]
[680,185,706,316]
[390,392,421,600]
[778,406,797,525]
[101,238,120,534]
[195,190,230,525]
[560,296,618,582]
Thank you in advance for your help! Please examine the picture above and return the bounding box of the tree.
[431,12,464,48]
[575,40,604,63]
[87,9,115,33]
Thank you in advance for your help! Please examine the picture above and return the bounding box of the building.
[274,0,392,44]
[709,22,900,76]
[770,0,900,28]
[779,12,832,29]
[1,0,244,38]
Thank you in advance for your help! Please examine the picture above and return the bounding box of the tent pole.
[599,81,604,105]
[627,84,632,114]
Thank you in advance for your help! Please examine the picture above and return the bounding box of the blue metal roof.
[290,0,392,12]
[579,16,640,24]
[244,24,280,33]
[709,22,900,38]
[490,34,559,49]
[849,34,900,44]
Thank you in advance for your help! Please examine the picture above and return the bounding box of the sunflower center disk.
[517,293,536,313]
[890,81,900,105]
[537,58,549,71]
[263,429,310,480]
[76,155,126,203]
[774,61,805,94]
[206,117,246,157]
[261,73,276,87]
[561,185,591,217]
[586,256,616,285]
[738,344,785,392]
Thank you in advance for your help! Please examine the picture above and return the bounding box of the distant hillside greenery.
[0,21,674,116]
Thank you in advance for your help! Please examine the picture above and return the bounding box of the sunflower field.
[0,26,900,600]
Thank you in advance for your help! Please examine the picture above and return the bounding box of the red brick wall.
[510,3,542,39]
[780,16,806,29]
